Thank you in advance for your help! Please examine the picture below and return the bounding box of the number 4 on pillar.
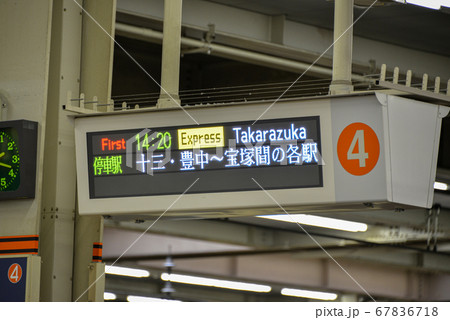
[337,122,380,176]
[8,263,23,284]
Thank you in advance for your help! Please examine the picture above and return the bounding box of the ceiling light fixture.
[257,214,368,232]
[105,265,150,278]
[281,288,338,301]
[407,0,441,9]
[395,0,450,10]
[127,295,181,302]
[161,273,272,293]
[434,181,449,191]
[104,292,117,301]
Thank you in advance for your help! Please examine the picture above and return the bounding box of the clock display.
[0,128,20,191]
[0,120,37,200]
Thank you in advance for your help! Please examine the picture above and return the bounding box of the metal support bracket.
[426,205,440,252]
[376,64,450,106]
[64,91,115,114]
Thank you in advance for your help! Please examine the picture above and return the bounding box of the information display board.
[75,94,447,216]
[87,117,322,198]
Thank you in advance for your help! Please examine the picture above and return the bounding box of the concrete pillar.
[72,0,116,302]
[73,216,105,301]
[40,0,82,301]
[0,0,53,302]
[157,0,183,108]
[329,0,354,95]
[79,0,116,111]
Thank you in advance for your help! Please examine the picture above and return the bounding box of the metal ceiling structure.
[101,0,450,302]
[206,0,450,56]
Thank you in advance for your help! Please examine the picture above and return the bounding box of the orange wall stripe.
[0,235,39,255]
[92,242,103,262]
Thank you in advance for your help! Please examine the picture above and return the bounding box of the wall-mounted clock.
[0,120,38,200]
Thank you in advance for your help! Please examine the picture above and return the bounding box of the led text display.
[87,117,322,198]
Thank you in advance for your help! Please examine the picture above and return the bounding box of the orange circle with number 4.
[8,263,23,284]
[337,122,380,176]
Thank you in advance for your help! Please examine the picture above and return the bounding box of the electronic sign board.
[87,117,322,198]
[75,94,447,216]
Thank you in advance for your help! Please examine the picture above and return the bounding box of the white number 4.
[347,130,369,167]
[10,265,19,282]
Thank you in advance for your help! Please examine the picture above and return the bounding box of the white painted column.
[0,0,53,302]
[72,0,116,302]
[40,0,82,301]
[157,0,182,108]
[329,0,354,95]
[80,0,116,111]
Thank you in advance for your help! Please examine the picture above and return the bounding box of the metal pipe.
[103,236,450,263]
[330,0,355,94]
[115,22,369,83]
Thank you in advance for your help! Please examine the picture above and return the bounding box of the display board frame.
[75,94,447,217]
[75,98,336,216]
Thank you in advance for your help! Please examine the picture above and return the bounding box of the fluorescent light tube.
[434,181,448,191]
[257,214,368,232]
[395,0,450,8]
[104,292,117,300]
[127,295,181,302]
[105,265,150,278]
[161,273,271,293]
[406,0,442,9]
[281,288,338,301]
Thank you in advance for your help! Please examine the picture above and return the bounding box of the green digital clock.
[0,120,38,200]
[0,129,20,191]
